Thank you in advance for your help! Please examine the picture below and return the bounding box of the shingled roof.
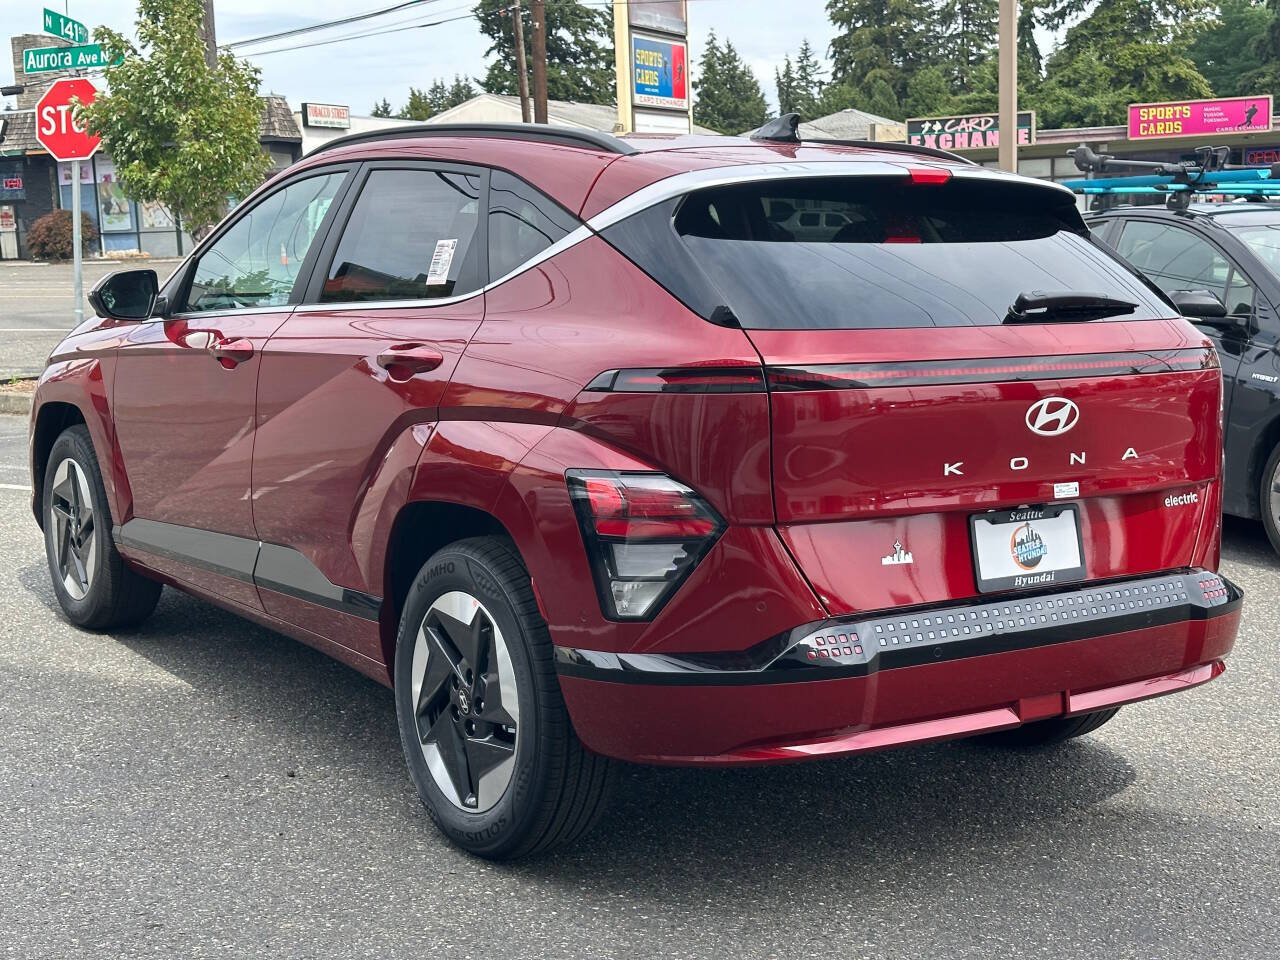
[259,95,301,143]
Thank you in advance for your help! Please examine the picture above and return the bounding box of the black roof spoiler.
[748,112,976,166]
[305,122,637,159]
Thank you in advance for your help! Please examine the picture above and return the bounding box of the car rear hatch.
[599,164,1223,616]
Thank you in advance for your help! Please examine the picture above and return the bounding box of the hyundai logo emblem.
[1026,397,1080,436]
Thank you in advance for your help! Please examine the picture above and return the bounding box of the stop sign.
[35,78,101,162]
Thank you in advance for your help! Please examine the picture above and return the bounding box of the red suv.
[31,122,1242,858]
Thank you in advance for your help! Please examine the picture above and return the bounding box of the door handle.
[377,343,444,378]
[210,337,255,368]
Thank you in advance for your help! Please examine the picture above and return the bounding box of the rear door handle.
[210,337,255,368]
[377,343,444,378]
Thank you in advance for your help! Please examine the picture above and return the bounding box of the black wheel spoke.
[428,709,474,805]
[478,671,516,727]
[436,610,482,670]
[68,540,89,590]
[56,516,71,574]
[463,733,514,783]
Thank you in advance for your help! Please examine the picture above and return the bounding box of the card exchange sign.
[906,111,1036,151]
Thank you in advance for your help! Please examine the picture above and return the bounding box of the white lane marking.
[0,483,32,491]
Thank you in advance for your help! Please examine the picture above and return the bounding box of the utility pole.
[199,0,218,70]
[997,0,1017,172]
[512,0,531,123]
[530,0,548,124]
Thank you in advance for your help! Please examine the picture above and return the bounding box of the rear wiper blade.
[1004,290,1139,324]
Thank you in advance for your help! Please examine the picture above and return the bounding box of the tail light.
[567,471,724,620]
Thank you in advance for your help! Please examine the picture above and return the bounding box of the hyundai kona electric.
[32,123,1242,858]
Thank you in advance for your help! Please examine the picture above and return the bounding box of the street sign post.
[35,79,101,326]
[23,43,120,74]
[43,8,90,44]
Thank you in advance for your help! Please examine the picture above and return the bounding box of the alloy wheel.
[48,457,96,601]
[1272,457,1280,538]
[410,590,520,812]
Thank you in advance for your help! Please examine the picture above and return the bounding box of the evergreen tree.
[792,39,826,117]
[826,0,934,104]
[902,65,953,119]
[447,75,477,107]
[937,0,998,93]
[776,56,798,114]
[1191,0,1271,96]
[371,98,393,118]
[693,31,770,133]
[1032,1,1214,128]
[399,87,434,121]
[475,0,614,104]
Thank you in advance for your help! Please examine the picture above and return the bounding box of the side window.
[321,168,483,303]
[185,172,345,312]
[1115,220,1232,303]
[487,170,578,280]
[1225,267,1256,317]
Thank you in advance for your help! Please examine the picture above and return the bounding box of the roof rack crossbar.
[304,123,637,159]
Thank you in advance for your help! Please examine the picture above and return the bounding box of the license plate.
[969,504,1086,593]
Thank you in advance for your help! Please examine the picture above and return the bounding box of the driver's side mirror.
[1170,289,1246,330]
[88,268,159,321]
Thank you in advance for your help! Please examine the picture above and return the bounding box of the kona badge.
[881,540,914,566]
[1010,522,1048,570]
[1026,397,1080,436]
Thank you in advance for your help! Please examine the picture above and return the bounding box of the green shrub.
[26,209,99,261]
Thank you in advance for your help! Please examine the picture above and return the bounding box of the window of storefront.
[57,156,189,257]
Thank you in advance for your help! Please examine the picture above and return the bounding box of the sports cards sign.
[631,34,688,112]
[1128,96,1273,141]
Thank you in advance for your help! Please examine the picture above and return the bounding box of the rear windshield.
[603,176,1171,329]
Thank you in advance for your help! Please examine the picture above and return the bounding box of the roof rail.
[305,122,637,159]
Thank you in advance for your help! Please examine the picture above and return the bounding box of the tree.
[371,98,394,118]
[776,57,798,115]
[82,0,270,237]
[826,0,934,105]
[396,75,478,121]
[937,0,998,93]
[1031,0,1214,128]
[902,65,954,119]
[1198,0,1280,95]
[475,0,614,104]
[693,31,769,133]
[791,39,825,117]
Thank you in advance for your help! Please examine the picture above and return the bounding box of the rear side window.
[487,171,578,280]
[321,168,483,303]
[602,176,1171,329]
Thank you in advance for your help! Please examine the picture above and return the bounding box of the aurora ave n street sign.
[22,43,119,74]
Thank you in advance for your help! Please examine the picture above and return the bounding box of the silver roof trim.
[584,160,1077,232]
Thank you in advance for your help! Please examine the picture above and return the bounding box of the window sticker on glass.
[427,238,457,286]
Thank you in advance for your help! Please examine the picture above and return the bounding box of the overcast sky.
[3,0,847,114]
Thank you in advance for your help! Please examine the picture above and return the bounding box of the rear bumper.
[555,570,1242,764]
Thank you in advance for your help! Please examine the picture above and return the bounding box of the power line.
[223,0,448,50]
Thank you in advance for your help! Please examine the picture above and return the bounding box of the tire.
[42,424,162,630]
[394,536,614,859]
[1262,441,1280,556]
[974,707,1120,748]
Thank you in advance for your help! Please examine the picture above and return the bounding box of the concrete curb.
[0,393,33,417]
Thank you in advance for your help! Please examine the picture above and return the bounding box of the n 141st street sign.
[23,43,119,74]
[35,78,101,162]
[43,8,90,44]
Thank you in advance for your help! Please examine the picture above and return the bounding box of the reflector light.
[585,367,766,394]
[567,471,725,621]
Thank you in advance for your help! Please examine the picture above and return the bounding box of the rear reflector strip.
[767,348,1217,391]
[586,367,766,393]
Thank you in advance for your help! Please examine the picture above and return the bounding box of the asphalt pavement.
[0,260,183,378]
[0,416,1278,959]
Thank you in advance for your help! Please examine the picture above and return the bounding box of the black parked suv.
[1089,202,1280,554]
